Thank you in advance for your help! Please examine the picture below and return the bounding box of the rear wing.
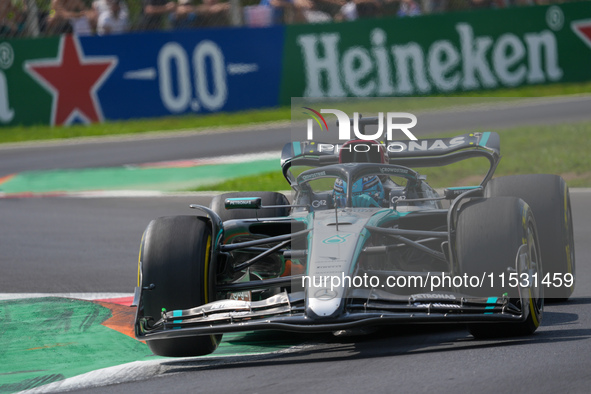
[281,132,501,186]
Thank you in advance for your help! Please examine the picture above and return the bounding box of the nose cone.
[306,288,342,320]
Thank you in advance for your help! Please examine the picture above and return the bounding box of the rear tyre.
[485,174,575,300]
[140,216,221,357]
[210,191,290,221]
[456,197,543,338]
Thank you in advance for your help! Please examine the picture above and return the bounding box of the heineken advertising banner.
[280,3,591,103]
[0,27,284,126]
[1,3,591,127]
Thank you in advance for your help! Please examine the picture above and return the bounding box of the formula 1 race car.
[133,122,575,357]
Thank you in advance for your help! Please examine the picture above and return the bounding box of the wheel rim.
[526,219,543,323]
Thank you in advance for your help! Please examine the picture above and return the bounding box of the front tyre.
[456,197,543,338]
[139,216,221,357]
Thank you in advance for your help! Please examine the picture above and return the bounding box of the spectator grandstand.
[0,0,588,38]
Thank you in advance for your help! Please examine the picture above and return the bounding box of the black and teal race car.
[133,125,575,357]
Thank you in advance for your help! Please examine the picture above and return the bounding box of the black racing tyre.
[210,191,290,221]
[140,216,221,357]
[485,174,575,300]
[456,197,543,338]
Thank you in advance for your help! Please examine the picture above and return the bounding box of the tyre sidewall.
[140,216,220,357]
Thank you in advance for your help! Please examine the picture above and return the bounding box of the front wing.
[135,290,528,341]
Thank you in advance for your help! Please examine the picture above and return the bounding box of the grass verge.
[0,108,292,144]
[2,82,591,144]
[193,121,591,191]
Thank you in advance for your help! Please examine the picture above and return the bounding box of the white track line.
[128,151,280,168]
[0,293,133,301]
[19,341,319,393]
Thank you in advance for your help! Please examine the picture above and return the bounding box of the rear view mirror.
[224,197,262,210]
[444,186,483,200]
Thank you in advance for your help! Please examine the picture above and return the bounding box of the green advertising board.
[0,36,60,126]
[280,3,591,104]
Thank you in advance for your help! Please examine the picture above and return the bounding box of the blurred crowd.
[0,0,586,38]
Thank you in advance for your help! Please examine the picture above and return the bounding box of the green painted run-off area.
[0,159,278,194]
[0,297,302,393]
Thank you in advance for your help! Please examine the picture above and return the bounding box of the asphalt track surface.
[1,95,591,178]
[3,193,591,394]
[2,96,591,393]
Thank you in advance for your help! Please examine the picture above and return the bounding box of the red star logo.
[25,35,117,126]
[572,19,591,50]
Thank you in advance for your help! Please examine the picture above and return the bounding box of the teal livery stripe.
[293,142,302,156]
[173,310,182,325]
[447,186,479,190]
[479,132,491,147]
[484,297,497,315]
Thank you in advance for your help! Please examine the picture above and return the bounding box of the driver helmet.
[333,139,387,207]
[334,176,384,207]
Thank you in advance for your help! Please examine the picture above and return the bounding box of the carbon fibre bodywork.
[134,130,543,342]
